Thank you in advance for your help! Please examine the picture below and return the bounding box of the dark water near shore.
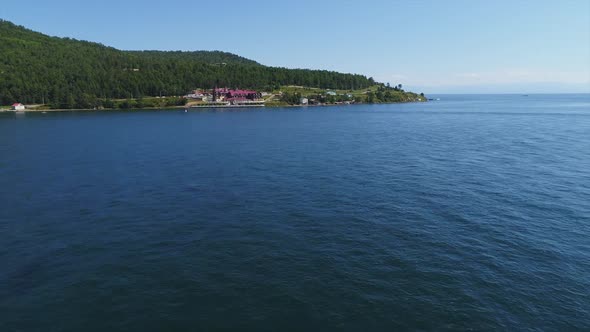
[1,94,589,331]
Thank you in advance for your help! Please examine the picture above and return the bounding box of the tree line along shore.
[1,84,426,112]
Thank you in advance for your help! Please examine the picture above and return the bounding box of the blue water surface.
[1,94,589,331]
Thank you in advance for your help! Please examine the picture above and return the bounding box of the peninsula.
[0,20,425,111]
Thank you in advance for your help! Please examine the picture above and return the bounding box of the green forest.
[0,20,378,108]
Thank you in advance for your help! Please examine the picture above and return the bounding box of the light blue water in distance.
[1,94,589,331]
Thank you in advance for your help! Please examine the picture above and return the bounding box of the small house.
[186,90,205,99]
[326,91,337,96]
[12,103,25,111]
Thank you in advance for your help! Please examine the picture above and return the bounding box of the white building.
[12,103,25,111]
[300,98,309,105]
[186,90,206,99]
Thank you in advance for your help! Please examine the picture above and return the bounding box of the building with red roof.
[12,103,25,111]
[212,88,262,102]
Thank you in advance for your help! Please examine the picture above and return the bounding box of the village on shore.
[184,87,365,108]
[1,85,426,112]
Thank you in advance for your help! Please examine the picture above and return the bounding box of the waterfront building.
[12,103,25,111]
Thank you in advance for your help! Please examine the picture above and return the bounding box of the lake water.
[1,94,589,331]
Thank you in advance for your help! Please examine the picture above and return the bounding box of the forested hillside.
[125,50,261,66]
[0,20,376,108]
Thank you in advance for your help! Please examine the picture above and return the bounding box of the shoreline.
[1,100,426,113]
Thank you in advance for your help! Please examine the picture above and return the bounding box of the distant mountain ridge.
[0,20,376,107]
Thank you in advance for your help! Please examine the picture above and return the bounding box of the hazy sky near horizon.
[1,0,589,93]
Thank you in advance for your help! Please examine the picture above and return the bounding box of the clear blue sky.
[2,0,589,93]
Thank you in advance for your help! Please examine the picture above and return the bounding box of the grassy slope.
[273,85,426,103]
